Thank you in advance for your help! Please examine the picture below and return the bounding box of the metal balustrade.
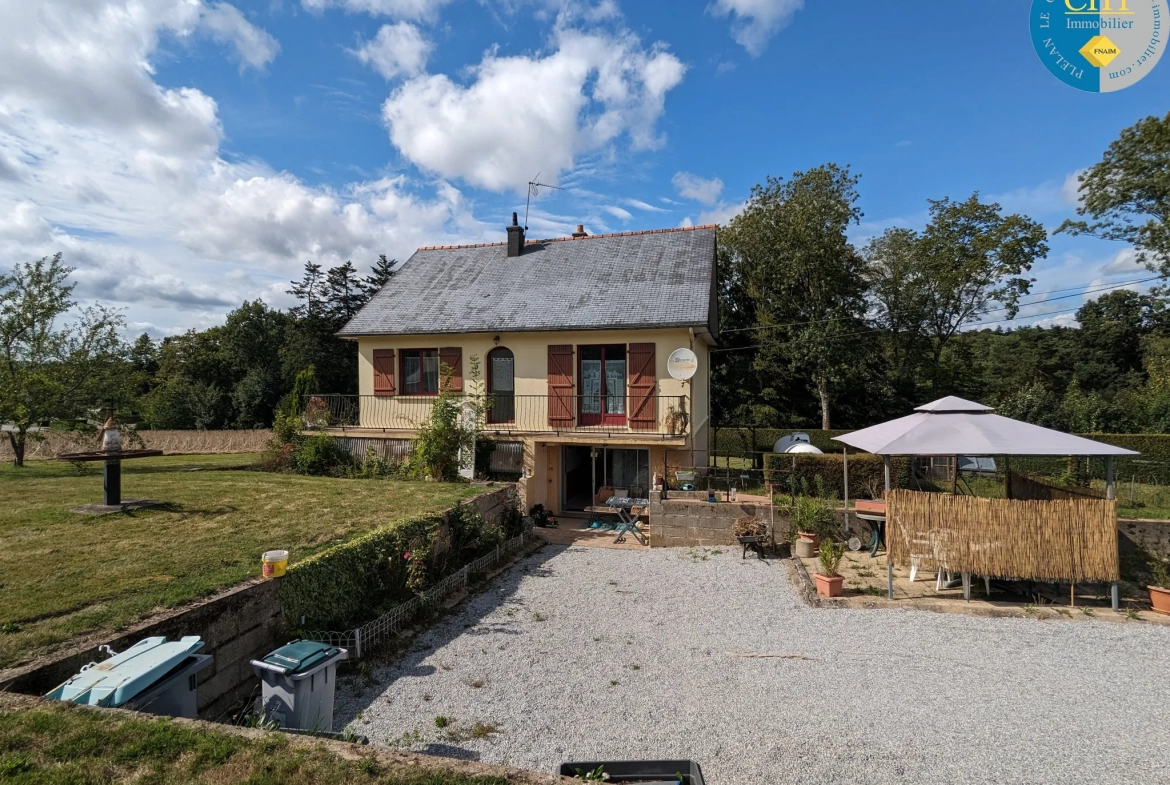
[302,393,689,436]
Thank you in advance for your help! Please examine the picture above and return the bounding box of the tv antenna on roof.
[524,172,563,230]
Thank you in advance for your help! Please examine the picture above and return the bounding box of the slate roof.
[339,225,718,337]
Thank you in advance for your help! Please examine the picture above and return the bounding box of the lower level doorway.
[560,446,650,511]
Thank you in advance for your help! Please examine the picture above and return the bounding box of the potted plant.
[787,495,836,558]
[734,515,768,558]
[1149,556,1170,616]
[815,539,845,597]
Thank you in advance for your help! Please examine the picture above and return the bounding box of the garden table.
[607,497,649,545]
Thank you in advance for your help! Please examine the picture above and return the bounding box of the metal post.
[884,455,893,600]
[1105,456,1114,500]
[354,627,362,659]
[842,448,849,537]
[103,459,121,506]
[1111,582,1119,612]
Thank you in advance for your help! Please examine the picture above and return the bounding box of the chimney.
[506,212,525,257]
[572,224,587,238]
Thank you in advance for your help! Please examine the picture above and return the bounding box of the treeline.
[130,257,393,429]
[712,112,1170,434]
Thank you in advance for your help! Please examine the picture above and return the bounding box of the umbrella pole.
[884,454,893,600]
[843,447,849,538]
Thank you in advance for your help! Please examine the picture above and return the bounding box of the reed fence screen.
[886,489,1119,583]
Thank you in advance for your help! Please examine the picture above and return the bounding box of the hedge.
[763,453,912,500]
[715,428,853,456]
[280,500,518,631]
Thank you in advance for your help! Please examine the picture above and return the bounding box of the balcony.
[303,393,689,438]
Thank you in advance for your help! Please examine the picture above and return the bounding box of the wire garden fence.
[300,526,535,659]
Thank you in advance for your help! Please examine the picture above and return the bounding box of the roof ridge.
[415,223,717,252]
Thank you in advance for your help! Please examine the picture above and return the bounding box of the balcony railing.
[302,393,689,436]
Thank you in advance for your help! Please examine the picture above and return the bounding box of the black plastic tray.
[559,760,705,784]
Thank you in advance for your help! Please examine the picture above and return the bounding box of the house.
[331,215,718,515]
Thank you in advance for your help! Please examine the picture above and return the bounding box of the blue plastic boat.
[46,636,205,707]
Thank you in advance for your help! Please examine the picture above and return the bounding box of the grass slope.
[0,455,480,668]
[0,700,513,785]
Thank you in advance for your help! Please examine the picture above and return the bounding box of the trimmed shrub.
[715,428,853,456]
[280,501,508,630]
[764,452,912,499]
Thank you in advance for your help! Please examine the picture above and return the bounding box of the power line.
[711,303,1089,355]
[719,274,1163,336]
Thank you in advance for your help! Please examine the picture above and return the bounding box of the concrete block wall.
[648,491,861,548]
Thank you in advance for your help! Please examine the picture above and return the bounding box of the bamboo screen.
[886,489,1119,583]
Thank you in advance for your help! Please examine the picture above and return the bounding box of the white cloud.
[710,0,803,56]
[672,171,723,205]
[621,197,667,213]
[1102,247,1145,276]
[1063,168,1086,207]
[0,0,484,333]
[354,22,432,79]
[381,25,685,192]
[603,205,632,221]
[698,200,745,225]
[301,0,453,21]
[201,3,281,69]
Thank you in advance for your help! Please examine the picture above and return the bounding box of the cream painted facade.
[343,327,712,513]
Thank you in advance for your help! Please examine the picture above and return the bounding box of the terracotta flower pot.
[815,573,843,598]
[1150,585,1170,616]
[798,531,817,543]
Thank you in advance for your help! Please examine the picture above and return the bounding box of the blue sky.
[1,0,1165,335]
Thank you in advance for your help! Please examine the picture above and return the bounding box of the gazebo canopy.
[832,396,1139,457]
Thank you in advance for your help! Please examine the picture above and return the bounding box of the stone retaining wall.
[1118,518,1170,561]
[0,578,283,721]
[0,485,518,720]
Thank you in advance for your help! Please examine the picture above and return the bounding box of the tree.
[863,227,932,404]
[287,262,326,319]
[325,261,366,322]
[721,164,868,429]
[892,194,1048,391]
[0,255,126,466]
[362,254,396,298]
[1058,112,1170,275]
[222,300,289,427]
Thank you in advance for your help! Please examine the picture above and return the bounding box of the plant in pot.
[1149,556,1170,616]
[816,539,845,597]
[787,495,837,557]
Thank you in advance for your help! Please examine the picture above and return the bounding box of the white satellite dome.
[773,432,824,454]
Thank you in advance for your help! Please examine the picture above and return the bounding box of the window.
[579,344,626,425]
[487,347,515,423]
[401,349,439,394]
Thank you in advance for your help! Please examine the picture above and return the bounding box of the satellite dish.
[667,348,698,380]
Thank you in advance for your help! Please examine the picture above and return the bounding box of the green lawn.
[0,698,512,784]
[0,455,481,669]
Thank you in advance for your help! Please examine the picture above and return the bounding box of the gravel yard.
[338,545,1170,785]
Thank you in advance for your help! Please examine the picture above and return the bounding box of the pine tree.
[362,254,396,298]
[287,261,325,319]
[325,261,366,321]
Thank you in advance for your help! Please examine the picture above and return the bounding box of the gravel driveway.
[338,545,1170,785]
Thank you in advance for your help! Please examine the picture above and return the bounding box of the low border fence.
[299,526,535,659]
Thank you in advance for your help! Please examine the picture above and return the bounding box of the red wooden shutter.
[439,347,463,391]
[547,345,575,427]
[628,343,656,430]
[373,349,396,396]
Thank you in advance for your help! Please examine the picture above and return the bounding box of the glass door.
[578,345,626,426]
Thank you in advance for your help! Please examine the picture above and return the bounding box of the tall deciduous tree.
[1058,112,1170,275]
[867,194,1048,393]
[0,255,126,466]
[722,164,868,429]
